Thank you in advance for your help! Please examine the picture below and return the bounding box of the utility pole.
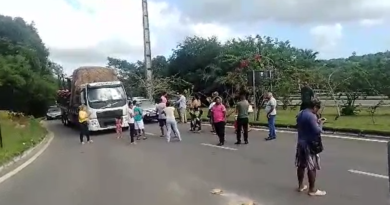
[142,0,153,101]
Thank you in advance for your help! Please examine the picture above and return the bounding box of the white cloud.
[0,0,236,74]
[359,19,384,27]
[163,0,390,25]
[310,23,343,53]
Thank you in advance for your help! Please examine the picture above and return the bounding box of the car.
[46,106,61,120]
[132,96,148,102]
[136,99,158,122]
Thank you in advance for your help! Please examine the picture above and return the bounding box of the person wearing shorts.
[156,98,166,137]
[133,102,146,140]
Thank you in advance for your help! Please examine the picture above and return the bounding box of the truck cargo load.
[70,66,118,106]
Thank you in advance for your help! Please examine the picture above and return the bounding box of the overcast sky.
[1,0,389,74]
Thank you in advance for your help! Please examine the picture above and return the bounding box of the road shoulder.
[0,129,54,183]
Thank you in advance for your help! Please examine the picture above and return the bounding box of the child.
[115,116,123,139]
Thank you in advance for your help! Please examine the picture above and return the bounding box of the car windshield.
[48,108,60,113]
[137,100,155,108]
[87,86,126,103]
[87,86,127,109]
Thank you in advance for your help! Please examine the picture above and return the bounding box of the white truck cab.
[79,81,129,131]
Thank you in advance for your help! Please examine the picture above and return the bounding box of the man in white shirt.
[127,102,136,144]
[176,92,187,123]
[264,92,277,141]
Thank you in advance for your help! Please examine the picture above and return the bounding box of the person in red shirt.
[211,97,226,146]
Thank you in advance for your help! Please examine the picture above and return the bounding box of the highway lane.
[0,121,387,205]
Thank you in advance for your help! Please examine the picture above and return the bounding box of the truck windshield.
[87,86,127,109]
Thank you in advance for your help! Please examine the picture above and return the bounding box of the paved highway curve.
[0,121,387,205]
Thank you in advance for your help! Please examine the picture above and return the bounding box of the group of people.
[155,93,183,142]
[127,93,183,144]
[78,83,326,196]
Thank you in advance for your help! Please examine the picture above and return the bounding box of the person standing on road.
[128,102,136,144]
[163,101,182,142]
[300,82,315,111]
[211,97,226,146]
[161,91,168,105]
[176,92,187,123]
[264,92,277,141]
[133,100,146,140]
[156,98,167,137]
[207,92,219,134]
[189,95,201,131]
[78,105,92,144]
[235,93,250,145]
[296,99,326,196]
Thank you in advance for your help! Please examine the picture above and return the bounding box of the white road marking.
[202,124,388,143]
[348,169,388,179]
[145,132,155,135]
[0,134,54,184]
[201,143,237,151]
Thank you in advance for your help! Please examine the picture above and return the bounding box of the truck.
[57,66,130,131]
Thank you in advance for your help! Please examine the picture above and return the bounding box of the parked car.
[46,106,61,120]
[136,99,158,122]
[132,96,148,102]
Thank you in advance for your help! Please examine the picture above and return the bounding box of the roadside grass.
[184,106,390,132]
[0,111,47,165]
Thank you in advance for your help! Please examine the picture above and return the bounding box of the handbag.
[308,136,323,154]
[248,105,254,113]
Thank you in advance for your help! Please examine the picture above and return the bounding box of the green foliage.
[108,34,390,120]
[0,15,60,116]
[0,110,46,164]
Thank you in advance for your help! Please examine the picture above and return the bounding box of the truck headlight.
[123,116,129,123]
[89,119,99,127]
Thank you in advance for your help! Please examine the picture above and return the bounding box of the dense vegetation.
[109,35,390,118]
[0,15,62,116]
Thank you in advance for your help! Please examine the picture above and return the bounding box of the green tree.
[0,15,59,116]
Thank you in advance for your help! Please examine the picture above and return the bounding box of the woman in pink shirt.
[211,97,226,146]
[161,91,168,104]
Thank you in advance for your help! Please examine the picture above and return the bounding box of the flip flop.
[308,189,326,196]
[297,185,308,192]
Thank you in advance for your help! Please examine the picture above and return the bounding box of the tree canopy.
[108,34,390,116]
[0,15,62,116]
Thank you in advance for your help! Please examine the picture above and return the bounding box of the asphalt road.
[0,121,388,205]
